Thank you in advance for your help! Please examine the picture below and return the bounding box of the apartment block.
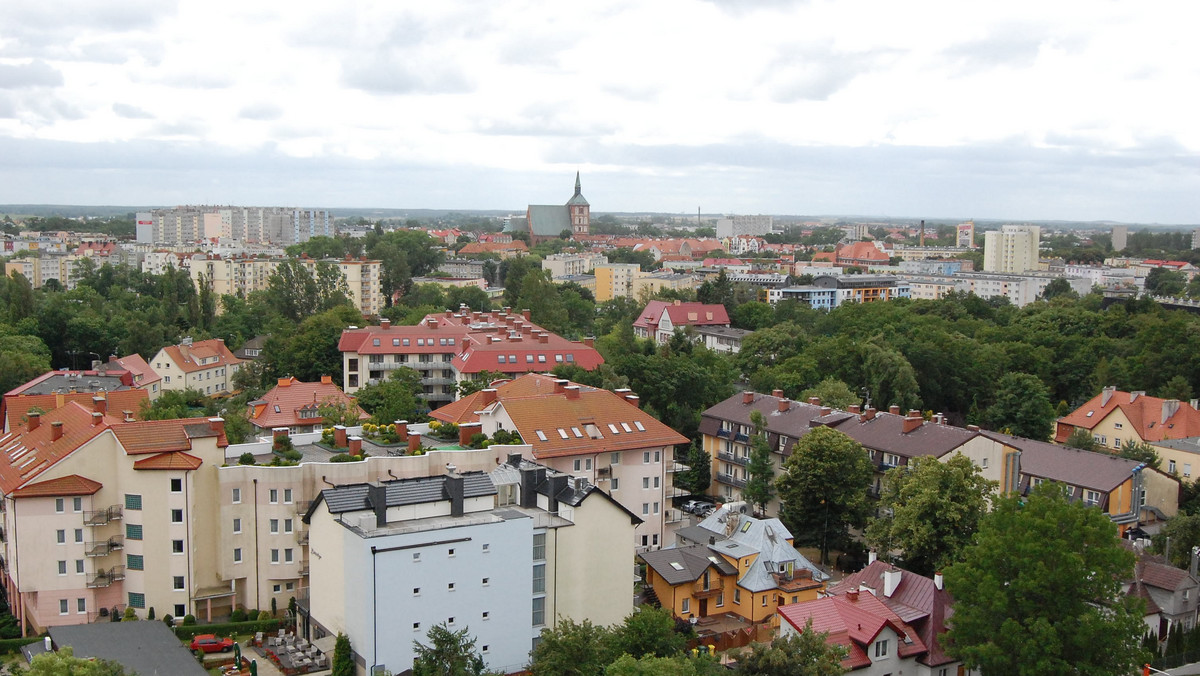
[189,255,383,317]
[541,252,608,279]
[136,207,334,246]
[983,225,1041,274]
[150,338,242,395]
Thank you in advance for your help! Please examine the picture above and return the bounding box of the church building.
[509,173,591,243]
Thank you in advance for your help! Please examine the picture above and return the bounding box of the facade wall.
[552,497,636,628]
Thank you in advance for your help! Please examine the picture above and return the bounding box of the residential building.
[715,215,774,238]
[778,590,930,676]
[430,374,688,551]
[835,241,891,267]
[692,326,751,354]
[0,402,230,634]
[641,505,826,624]
[826,560,963,676]
[189,255,383,317]
[1113,225,1128,252]
[248,376,369,436]
[1123,543,1200,638]
[136,206,334,246]
[437,258,486,280]
[541,252,607,279]
[150,338,243,395]
[3,387,149,435]
[594,263,642,301]
[233,335,268,362]
[1055,388,1200,449]
[767,275,910,309]
[301,455,636,674]
[632,300,731,343]
[889,245,975,262]
[633,272,698,299]
[956,220,976,248]
[983,225,1041,273]
[339,310,604,406]
[456,241,528,259]
[1150,437,1200,481]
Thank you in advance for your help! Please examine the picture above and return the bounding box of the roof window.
[608,424,620,434]
[372,338,380,346]
[497,355,506,364]
[621,423,632,433]
[571,427,583,438]
[634,421,646,431]
[393,338,400,346]
[403,339,410,346]
[535,430,548,442]
[669,562,684,571]
[557,429,569,439]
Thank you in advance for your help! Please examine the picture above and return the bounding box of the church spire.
[574,171,581,196]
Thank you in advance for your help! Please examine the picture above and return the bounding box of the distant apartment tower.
[136,206,333,246]
[716,215,774,238]
[1112,226,1128,252]
[956,220,976,248]
[594,263,642,302]
[1192,228,1200,250]
[983,225,1041,274]
[542,253,608,279]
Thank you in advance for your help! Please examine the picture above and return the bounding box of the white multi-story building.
[983,225,1041,274]
[541,253,608,279]
[716,215,774,238]
[150,338,243,395]
[136,207,334,246]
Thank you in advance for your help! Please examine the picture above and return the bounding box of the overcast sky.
[1,0,1197,224]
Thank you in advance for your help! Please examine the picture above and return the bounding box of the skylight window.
[1086,411,1094,417]
[571,427,583,438]
[393,339,400,346]
[497,355,506,364]
[621,423,632,433]
[535,430,548,442]
[741,521,752,533]
[669,562,684,571]
[634,421,646,431]
[608,424,620,434]
[557,429,569,439]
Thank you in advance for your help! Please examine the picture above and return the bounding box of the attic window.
[417,339,424,346]
[274,405,280,413]
[526,355,534,364]
[557,429,569,439]
[669,562,684,571]
[393,339,400,346]
[537,355,546,363]
[373,339,380,346]
[498,356,506,364]
[571,427,583,438]
[555,355,563,362]
[566,354,574,362]
[535,430,548,442]
[1086,411,1094,417]
[608,424,620,434]
[448,339,455,345]
[634,421,646,431]
[621,423,633,433]
[403,339,410,346]
[740,521,752,533]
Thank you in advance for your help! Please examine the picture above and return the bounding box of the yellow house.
[639,506,825,624]
[1056,387,1200,450]
[1149,438,1200,482]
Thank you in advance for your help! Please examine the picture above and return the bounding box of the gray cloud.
[941,25,1051,72]
[342,55,473,95]
[239,103,283,121]
[762,45,889,102]
[0,60,64,89]
[113,103,154,119]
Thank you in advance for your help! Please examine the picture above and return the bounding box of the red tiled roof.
[458,241,528,255]
[159,339,242,374]
[133,451,203,471]
[11,474,103,498]
[811,251,837,262]
[338,323,471,354]
[108,354,161,386]
[633,301,730,332]
[1056,390,1200,443]
[779,592,928,670]
[110,417,228,454]
[250,377,368,429]
[0,402,115,494]
[4,390,149,432]
[836,241,890,264]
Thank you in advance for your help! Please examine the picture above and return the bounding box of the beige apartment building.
[150,338,243,395]
[593,263,643,301]
[189,255,382,316]
[541,252,608,279]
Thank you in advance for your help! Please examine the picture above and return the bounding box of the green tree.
[865,454,996,576]
[673,441,712,496]
[0,329,52,395]
[23,647,128,675]
[743,410,776,516]
[605,654,725,676]
[983,372,1056,441]
[354,367,425,424]
[457,370,509,397]
[1040,277,1078,301]
[609,606,688,660]
[332,632,353,676]
[734,619,848,676]
[944,483,1147,676]
[776,427,874,565]
[264,259,352,323]
[1152,513,1200,569]
[412,623,491,676]
[1145,268,1188,297]
[696,268,735,313]
[1063,427,1100,451]
[1118,440,1162,471]
[798,378,860,411]
[530,618,616,676]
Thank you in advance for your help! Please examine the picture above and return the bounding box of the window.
[232,519,241,534]
[173,576,185,590]
[612,478,620,490]
[448,616,456,626]
[653,502,660,514]
[642,503,649,515]
[533,564,546,593]
[129,593,145,609]
[125,494,141,510]
[734,589,741,604]
[448,583,456,592]
[269,489,278,504]
[1171,460,1178,473]
[482,577,490,586]
[655,450,661,462]
[716,593,724,607]
[75,559,84,574]
[232,488,241,504]
[448,547,456,557]
[74,528,83,543]
[532,532,546,560]
[234,548,242,563]
[653,534,659,546]
[77,598,86,613]
[682,598,691,613]
[611,452,620,465]
[171,509,183,523]
[60,599,68,615]
[284,488,293,503]
[170,478,182,493]
[58,560,67,575]
[175,604,186,617]
[413,622,421,631]
[270,519,279,534]
[643,477,650,489]
[1114,422,1124,429]
[285,518,293,534]
[497,355,506,364]
[55,498,65,513]
[482,611,490,621]
[1084,490,1101,506]
[172,540,184,554]
[413,553,421,562]
[654,476,660,488]
[56,529,66,544]
[285,548,293,563]
[761,595,767,607]
[127,554,144,570]
[73,497,82,512]
[532,597,545,626]
[644,451,651,464]
[874,639,889,657]
[273,584,281,593]
[271,549,279,563]
[482,543,490,553]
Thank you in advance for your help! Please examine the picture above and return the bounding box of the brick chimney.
[334,425,348,447]
[122,410,134,423]
[459,422,482,447]
[348,436,363,455]
[889,404,901,415]
[820,407,831,416]
[807,397,821,406]
[51,421,64,441]
[848,405,860,414]
[408,433,421,453]
[846,589,859,602]
[861,407,876,422]
[564,385,581,400]
[522,309,531,321]
[27,411,40,432]
[967,424,980,432]
[395,421,408,442]
[777,398,789,413]
[428,318,439,329]
[480,389,499,406]
[91,412,103,426]
[320,375,332,385]
[583,337,594,347]
[743,391,754,405]
[380,318,391,330]
[553,379,568,394]
[278,377,292,388]
[772,389,784,399]
[208,417,225,439]
[902,410,923,434]
[625,395,640,408]
[539,334,549,344]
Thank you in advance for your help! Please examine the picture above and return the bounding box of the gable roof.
[132,451,204,471]
[1056,389,1200,443]
[640,543,738,585]
[4,389,148,433]
[109,417,227,455]
[250,377,368,429]
[983,430,1146,493]
[633,301,730,331]
[0,402,115,494]
[836,241,891,263]
[11,474,103,498]
[430,374,556,425]
[778,592,928,670]
[687,506,827,593]
[157,339,243,374]
[105,354,161,387]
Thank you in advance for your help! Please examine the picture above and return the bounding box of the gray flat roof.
[48,620,209,676]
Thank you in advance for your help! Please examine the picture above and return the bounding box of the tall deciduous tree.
[1152,512,1200,569]
[743,410,776,516]
[945,483,1147,675]
[864,454,996,576]
[609,606,689,660]
[983,372,1056,441]
[354,367,425,424]
[798,378,861,411]
[776,427,873,565]
[734,619,848,676]
[530,618,615,676]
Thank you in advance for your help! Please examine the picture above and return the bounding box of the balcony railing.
[85,536,124,557]
[299,565,310,576]
[717,473,747,489]
[84,506,123,526]
[717,451,748,467]
[87,566,125,588]
[667,461,690,473]
[692,582,722,599]
[665,509,686,524]
[297,531,309,545]
[294,500,312,515]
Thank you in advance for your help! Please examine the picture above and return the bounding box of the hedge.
[0,636,44,654]
[173,618,285,640]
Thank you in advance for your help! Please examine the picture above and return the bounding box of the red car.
[190,634,235,653]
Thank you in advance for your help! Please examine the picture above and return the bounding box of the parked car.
[695,503,716,517]
[681,500,704,514]
[191,634,235,653]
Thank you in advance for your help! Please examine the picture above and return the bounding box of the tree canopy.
[734,619,848,676]
[411,623,495,676]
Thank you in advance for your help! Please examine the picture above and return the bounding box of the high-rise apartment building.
[982,225,1041,274]
[1112,225,1128,252]
[136,207,333,246]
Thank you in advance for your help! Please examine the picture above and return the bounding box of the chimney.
[934,571,944,591]
[564,385,581,400]
[889,404,901,415]
[445,470,465,517]
[539,334,549,344]
[1130,390,1143,403]
[348,436,362,455]
[395,421,409,442]
[208,417,225,439]
[334,425,348,448]
[583,337,594,347]
[51,420,64,441]
[1163,400,1181,423]
[459,422,482,447]
[848,405,861,414]
[519,467,545,508]
[1101,385,1116,407]
[777,399,789,413]
[772,389,784,399]
[380,318,391,330]
[903,410,923,434]
[861,407,876,422]
[507,452,522,467]
[554,379,568,394]
[480,389,498,406]
[868,550,877,564]
[820,407,831,416]
[967,424,980,432]
[807,397,821,406]
[743,391,754,405]
[367,482,388,529]
[320,375,332,385]
[91,412,103,426]
[122,410,134,423]
[522,309,531,321]
[547,474,568,512]
[883,567,902,597]
[408,433,421,453]
[1192,399,1199,410]
[625,395,640,408]
[278,377,292,388]
[846,589,859,602]
[27,411,40,432]
[429,318,439,329]
[91,396,107,416]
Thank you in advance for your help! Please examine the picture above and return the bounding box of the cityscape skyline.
[1,1,1198,224]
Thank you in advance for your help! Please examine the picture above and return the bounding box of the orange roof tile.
[0,402,114,494]
[431,374,561,424]
[133,452,203,471]
[11,474,103,498]
[159,339,242,374]
[779,592,927,669]
[4,390,149,432]
[110,417,228,454]
[250,377,368,429]
[1056,390,1200,443]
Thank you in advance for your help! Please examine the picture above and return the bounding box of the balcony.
[295,500,312,515]
[421,377,456,386]
[87,566,125,588]
[299,564,310,576]
[295,588,310,613]
[667,461,690,473]
[297,531,309,545]
[85,536,124,557]
[84,506,123,526]
[717,451,748,467]
[665,509,686,524]
[717,473,747,489]
[692,582,722,599]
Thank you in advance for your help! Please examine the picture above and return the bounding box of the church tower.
[566,172,590,237]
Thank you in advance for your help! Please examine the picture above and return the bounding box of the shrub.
[195,649,205,661]
[433,422,458,440]
[172,618,285,640]
[238,452,256,465]
[121,607,137,622]
[183,614,197,626]
[0,637,42,655]
[230,609,247,623]
[329,453,364,463]
[270,598,277,616]
[468,432,488,448]
[147,607,156,620]
[258,610,272,621]
[163,614,174,627]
